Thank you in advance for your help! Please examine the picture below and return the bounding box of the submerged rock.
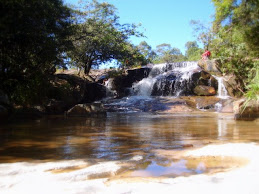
[182,96,221,110]
[194,85,216,96]
[67,103,106,117]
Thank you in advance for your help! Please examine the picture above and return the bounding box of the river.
[0,111,258,193]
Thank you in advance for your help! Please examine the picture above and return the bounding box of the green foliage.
[241,65,259,112]
[212,0,259,53]
[153,43,186,63]
[245,65,259,103]
[185,41,203,61]
[210,0,259,94]
[0,0,72,106]
[68,0,146,74]
[137,41,157,63]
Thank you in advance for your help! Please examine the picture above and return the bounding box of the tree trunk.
[84,62,92,75]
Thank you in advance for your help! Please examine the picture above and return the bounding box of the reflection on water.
[0,112,259,194]
[0,112,258,163]
[131,160,195,177]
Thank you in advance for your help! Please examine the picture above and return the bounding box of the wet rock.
[46,74,107,114]
[126,67,151,82]
[83,83,107,103]
[161,104,194,113]
[157,98,194,113]
[183,96,221,109]
[234,99,259,120]
[107,67,151,98]
[67,103,106,117]
[220,99,236,113]
[46,74,87,113]
[151,69,218,96]
[45,99,67,114]
[223,74,244,98]
[194,85,216,96]
[191,70,218,90]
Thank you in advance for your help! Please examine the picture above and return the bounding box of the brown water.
[0,112,258,163]
[0,112,259,193]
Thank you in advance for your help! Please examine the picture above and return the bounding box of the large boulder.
[82,83,107,103]
[46,74,107,114]
[126,67,151,82]
[194,85,216,96]
[223,74,244,98]
[66,103,106,117]
[198,59,222,76]
[234,99,259,120]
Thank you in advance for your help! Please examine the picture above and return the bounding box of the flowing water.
[213,76,229,98]
[1,62,258,193]
[132,62,200,96]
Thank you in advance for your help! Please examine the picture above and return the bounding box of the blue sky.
[64,0,215,54]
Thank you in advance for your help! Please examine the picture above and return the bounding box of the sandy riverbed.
[1,143,258,194]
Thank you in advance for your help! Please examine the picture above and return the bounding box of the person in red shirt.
[201,50,211,60]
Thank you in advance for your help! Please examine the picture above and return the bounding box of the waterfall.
[213,76,228,98]
[132,61,200,96]
[104,79,116,97]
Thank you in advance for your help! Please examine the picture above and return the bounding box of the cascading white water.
[104,79,116,97]
[132,61,200,96]
[213,76,229,99]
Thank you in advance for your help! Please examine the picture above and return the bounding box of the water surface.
[0,112,258,163]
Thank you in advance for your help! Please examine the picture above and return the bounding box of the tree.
[212,0,259,54]
[209,0,259,97]
[185,41,202,61]
[68,0,144,75]
[119,43,148,68]
[190,20,214,50]
[154,43,185,63]
[137,41,156,63]
[0,0,72,105]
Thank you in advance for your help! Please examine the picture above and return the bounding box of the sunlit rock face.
[198,59,222,76]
